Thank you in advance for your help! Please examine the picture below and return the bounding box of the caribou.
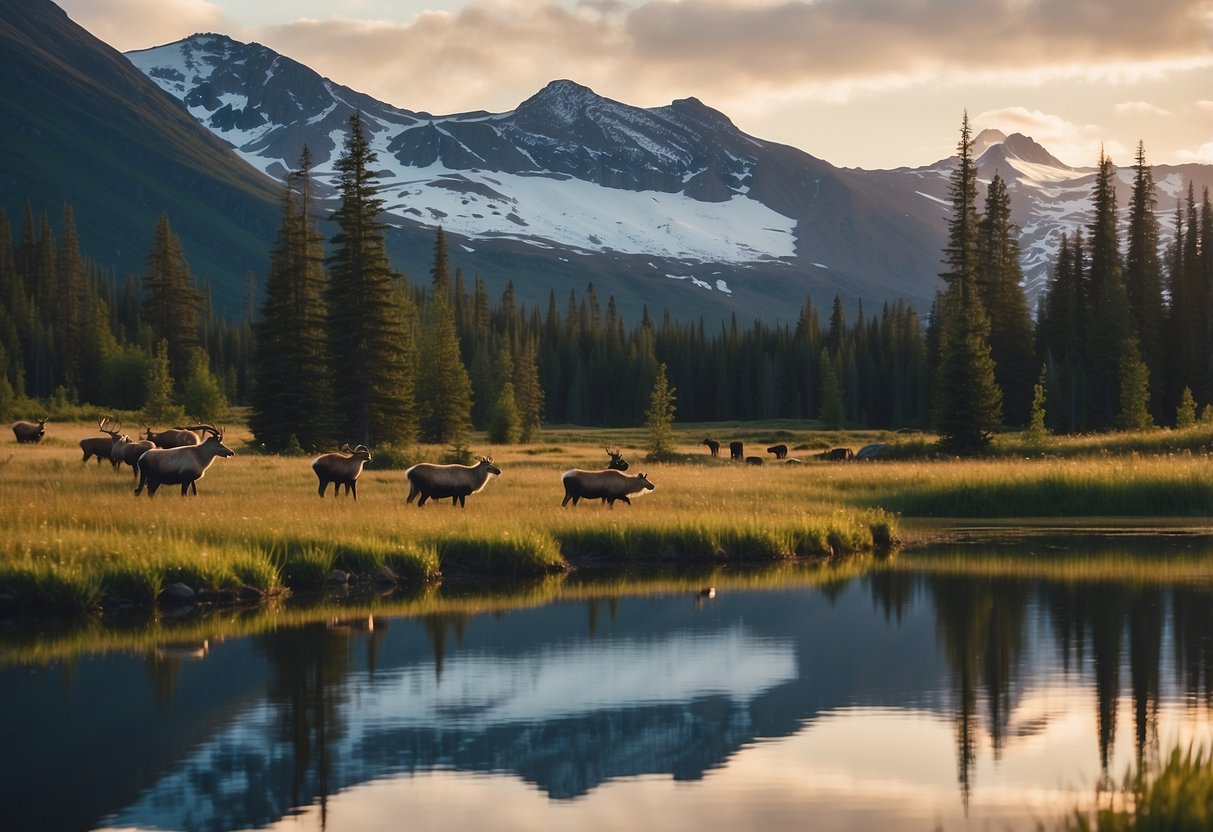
[701,437,720,457]
[134,427,234,496]
[766,443,789,460]
[12,418,48,444]
[312,444,372,500]
[606,447,629,471]
[144,423,211,448]
[111,433,156,478]
[729,441,743,460]
[561,468,655,508]
[80,417,123,467]
[405,457,501,508]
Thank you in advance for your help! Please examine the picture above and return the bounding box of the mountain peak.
[518,79,600,118]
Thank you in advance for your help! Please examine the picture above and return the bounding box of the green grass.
[1057,746,1213,831]
[4,418,1211,616]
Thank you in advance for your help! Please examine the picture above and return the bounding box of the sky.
[58,0,1213,170]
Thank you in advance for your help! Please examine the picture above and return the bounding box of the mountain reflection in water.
[7,541,1213,831]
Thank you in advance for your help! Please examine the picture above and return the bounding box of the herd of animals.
[8,418,881,507]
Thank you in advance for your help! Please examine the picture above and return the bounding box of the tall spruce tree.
[251,148,334,451]
[416,292,474,445]
[933,113,1002,449]
[645,362,677,460]
[141,213,201,385]
[976,173,1035,425]
[1084,149,1136,429]
[326,113,418,446]
[1123,142,1166,418]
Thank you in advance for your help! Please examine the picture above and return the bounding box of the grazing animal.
[766,443,788,460]
[745,456,764,465]
[561,468,655,507]
[701,437,720,457]
[135,428,234,496]
[12,418,48,444]
[144,424,206,449]
[606,447,629,471]
[312,444,372,499]
[405,457,501,508]
[818,447,854,461]
[112,433,156,478]
[80,417,123,467]
[729,441,743,460]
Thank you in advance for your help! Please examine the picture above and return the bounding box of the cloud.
[1197,100,1213,114]
[1114,101,1173,117]
[1175,141,1213,163]
[71,0,1213,116]
[973,107,1128,166]
[59,0,241,52]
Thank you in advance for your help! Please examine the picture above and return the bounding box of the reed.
[1057,746,1213,831]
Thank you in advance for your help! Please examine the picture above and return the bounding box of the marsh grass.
[1057,746,1213,831]
[3,420,1208,615]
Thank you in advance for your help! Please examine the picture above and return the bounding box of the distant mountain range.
[4,1,1212,321]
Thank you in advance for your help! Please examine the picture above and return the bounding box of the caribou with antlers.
[79,417,123,467]
[135,427,233,496]
[312,444,372,499]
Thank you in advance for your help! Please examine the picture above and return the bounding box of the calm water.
[6,534,1213,832]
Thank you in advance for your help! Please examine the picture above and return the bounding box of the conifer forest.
[0,114,1210,451]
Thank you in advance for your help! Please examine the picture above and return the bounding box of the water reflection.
[6,537,1213,831]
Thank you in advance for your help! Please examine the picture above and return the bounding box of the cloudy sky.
[59,0,1213,170]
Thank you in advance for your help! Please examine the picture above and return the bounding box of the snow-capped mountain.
[126,33,950,321]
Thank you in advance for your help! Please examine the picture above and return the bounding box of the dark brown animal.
[561,469,655,507]
[80,417,122,467]
[606,447,629,471]
[745,456,764,465]
[766,444,788,460]
[111,433,156,479]
[701,437,720,457]
[12,418,48,443]
[144,424,204,449]
[818,447,854,461]
[135,428,234,496]
[405,457,501,507]
[729,441,743,460]
[312,444,372,499]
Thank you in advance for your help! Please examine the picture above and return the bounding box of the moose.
[312,444,372,500]
[111,432,156,479]
[701,437,720,457]
[729,441,743,460]
[606,447,629,471]
[766,443,788,460]
[80,417,123,467]
[561,468,655,508]
[135,427,234,496]
[405,457,501,508]
[12,418,48,444]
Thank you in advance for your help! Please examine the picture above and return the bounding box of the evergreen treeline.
[3,113,1210,447]
[0,201,249,422]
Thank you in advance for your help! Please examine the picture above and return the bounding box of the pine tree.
[644,362,677,460]
[180,351,228,421]
[1025,369,1049,444]
[430,226,451,300]
[143,340,182,423]
[1116,341,1152,432]
[141,213,201,385]
[487,380,522,444]
[251,148,335,451]
[1084,149,1136,429]
[1123,142,1166,418]
[513,338,545,442]
[1176,387,1197,429]
[977,173,1035,425]
[933,113,1003,449]
[325,113,418,446]
[819,347,845,429]
[416,293,473,444]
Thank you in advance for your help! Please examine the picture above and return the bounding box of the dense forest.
[0,114,1209,450]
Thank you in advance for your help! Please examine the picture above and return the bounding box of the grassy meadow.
[1,417,1210,615]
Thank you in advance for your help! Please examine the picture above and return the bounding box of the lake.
[5,531,1213,831]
